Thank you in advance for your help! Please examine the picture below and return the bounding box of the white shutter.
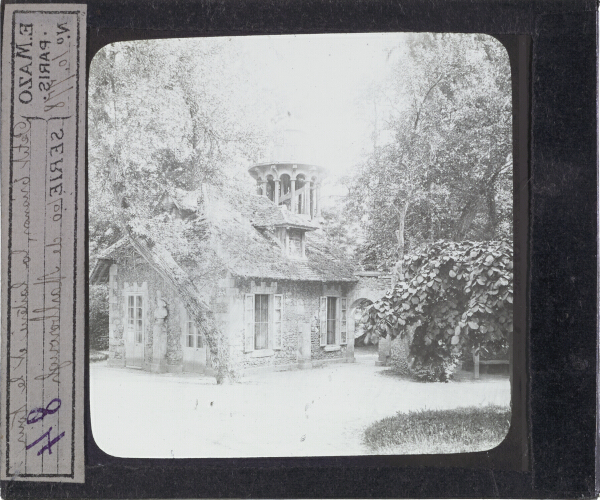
[273,294,283,350]
[244,294,255,352]
[335,297,340,345]
[320,296,327,346]
[340,298,348,345]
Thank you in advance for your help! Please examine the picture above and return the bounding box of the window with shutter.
[327,297,337,345]
[273,294,283,349]
[340,298,348,345]
[244,294,255,352]
[186,320,203,348]
[319,296,327,346]
[254,294,269,350]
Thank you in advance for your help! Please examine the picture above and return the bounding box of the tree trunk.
[391,198,410,289]
[453,195,482,241]
[487,190,497,239]
[454,161,508,241]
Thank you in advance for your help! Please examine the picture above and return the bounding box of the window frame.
[126,293,145,345]
[180,303,204,349]
[254,293,270,350]
[320,295,348,348]
[244,293,283,353]
[326,296,337,345]
[185,319,203,348]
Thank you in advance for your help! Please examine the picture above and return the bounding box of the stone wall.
[107,251,355,374]
[108,257,185,373]
[232,279,354,372]
[107,264,124,367]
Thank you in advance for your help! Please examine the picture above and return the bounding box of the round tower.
[248,114,325,220]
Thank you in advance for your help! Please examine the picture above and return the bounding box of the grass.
[363,404,511,454]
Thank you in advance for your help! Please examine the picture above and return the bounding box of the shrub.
[89,284,110,350]
[363,240,512,381]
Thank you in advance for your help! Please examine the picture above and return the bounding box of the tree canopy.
[89,39,270,382]
[89,39,269,252]
[347,34,512,273]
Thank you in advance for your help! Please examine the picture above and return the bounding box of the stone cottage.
[90,162,388,376]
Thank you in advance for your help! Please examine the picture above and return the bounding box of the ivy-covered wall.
[107,252,356,374]
[108,256,186,372]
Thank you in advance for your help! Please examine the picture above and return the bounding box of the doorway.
[125,294,145,368]
[181,308,207,373]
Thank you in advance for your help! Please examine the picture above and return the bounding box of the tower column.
[259,179,267,197]
[291,177,297,213]
[303,184,310,215]
[274,179,280,205]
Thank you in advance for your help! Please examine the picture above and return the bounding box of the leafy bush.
[89,284,109,351]
[363,240,512,381]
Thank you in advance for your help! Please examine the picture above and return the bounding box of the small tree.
[363,240,512,381]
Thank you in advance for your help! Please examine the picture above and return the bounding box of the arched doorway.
[348,298,378,359]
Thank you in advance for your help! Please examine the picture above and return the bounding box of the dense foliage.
[88,39,267,256]
[88,40,271,382]
[89,285,110,351]
[347,34,512,272]
[363,240,512,381]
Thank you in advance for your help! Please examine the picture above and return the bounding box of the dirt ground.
[90,350,511,458]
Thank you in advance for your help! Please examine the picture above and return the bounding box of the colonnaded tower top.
[248,113,326,221]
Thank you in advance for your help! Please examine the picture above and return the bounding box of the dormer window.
[288,229,302,258]
[285,228,306,259]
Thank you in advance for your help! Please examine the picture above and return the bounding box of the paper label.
[1,4,86,483]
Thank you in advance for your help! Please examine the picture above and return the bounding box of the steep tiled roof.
[91,184,357,284]
[203,184,356,281]
[222,188,319,230]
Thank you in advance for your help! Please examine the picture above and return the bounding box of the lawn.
[364,404,511,454]
[90,355,510,458]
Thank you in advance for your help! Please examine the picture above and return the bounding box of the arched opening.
[296,174,306,214]
[266,174,275,202]
[295,174,306,190]
[280,173,292,210]
[280,174,291,195]
[349,298,377,358]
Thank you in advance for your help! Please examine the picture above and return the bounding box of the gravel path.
[90,353,510,458]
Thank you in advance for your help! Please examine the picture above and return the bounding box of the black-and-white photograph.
[88,33,513,458]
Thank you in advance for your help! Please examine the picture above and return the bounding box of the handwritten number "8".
[27,398,61,424]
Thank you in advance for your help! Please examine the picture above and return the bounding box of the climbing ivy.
[363,240,512,381]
